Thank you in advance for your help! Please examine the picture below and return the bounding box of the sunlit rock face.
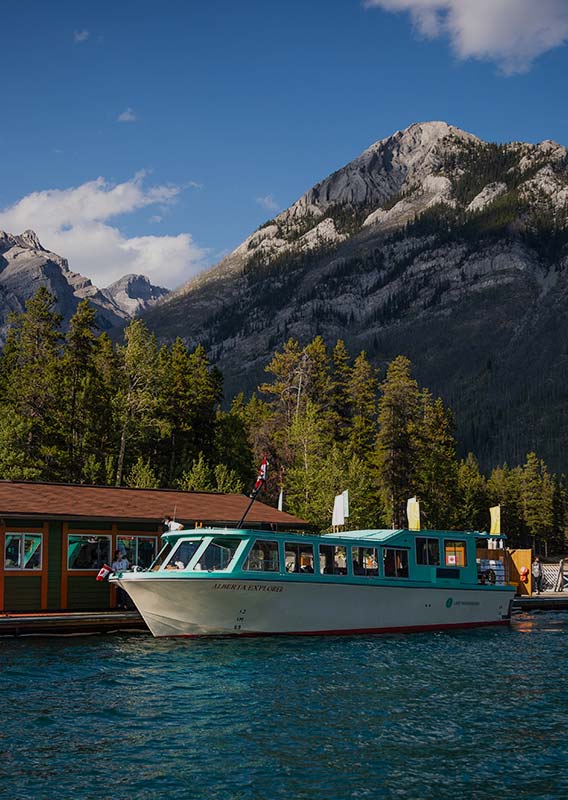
[45,120,568,469]
[0,230,170,341]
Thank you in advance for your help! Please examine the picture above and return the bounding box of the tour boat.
[110,526,515,638]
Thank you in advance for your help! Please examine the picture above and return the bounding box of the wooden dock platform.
[512,593,568,611]
[0,610,147,637]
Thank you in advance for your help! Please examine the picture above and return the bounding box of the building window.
[243,540,280,572]
[319,544,348,575]
[285,542,315,573]
[383,548,409,578]
[444,540,467,567]
[4,533,42,570]
[116,536,158,569]
[416,537,440,566]
[68,535,111,570]
[351,546,379,576]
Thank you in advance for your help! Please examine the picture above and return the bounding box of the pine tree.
[178,452,215,491]
[453,453,488,531]
[126,457,160,488]
[60,300,101,482]
[522,452,554,552]
[286,400,332,527]
[414,392,458,529]
[114,319,159,486]
[331,339,352,440]
[488,464,525,545]
[375,356,421,528]
[0,288,64,477]
[346,350,377,460]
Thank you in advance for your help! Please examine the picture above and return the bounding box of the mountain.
[102,274,169,317]
[141,121,568,472]
[0,229,169,341]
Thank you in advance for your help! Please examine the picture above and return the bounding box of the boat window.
[243,540,280,572]
[150,542,173,571]
[351,546,378,576]
[68,535,111,570]
[4,532,43,570]
[416,537,440,566]
[164,539,202,570]
[285,542,315,573]
[383,548,409,578]
[319,544,348,575]
[476,537,508,585]
[194,538,242,571]
[444,540,467,567]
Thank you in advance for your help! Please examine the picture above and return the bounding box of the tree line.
[0,288,565,553]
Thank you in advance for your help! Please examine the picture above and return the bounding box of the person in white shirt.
[163,515,183,532]
[111,550,130,609]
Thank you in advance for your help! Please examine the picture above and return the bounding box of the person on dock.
[111,550,130,609]
[532,556,543,595]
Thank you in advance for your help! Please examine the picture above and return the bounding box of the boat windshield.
[193,537,242,572]
[162,539,203,571]
[150,542,174,572]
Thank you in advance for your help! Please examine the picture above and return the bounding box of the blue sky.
[2,0,568,288]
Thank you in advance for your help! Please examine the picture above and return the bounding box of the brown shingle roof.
[0,481,306,528]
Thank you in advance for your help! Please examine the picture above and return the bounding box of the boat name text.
[213,582,284,593]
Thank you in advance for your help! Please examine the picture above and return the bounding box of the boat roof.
[163,527,503,544]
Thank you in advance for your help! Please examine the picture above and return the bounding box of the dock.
[0,610,147,637]
[512,592,568,611]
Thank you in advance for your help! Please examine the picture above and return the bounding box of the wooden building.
[0,481,306,612]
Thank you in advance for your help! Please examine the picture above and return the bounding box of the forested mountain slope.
[141,122,568,472]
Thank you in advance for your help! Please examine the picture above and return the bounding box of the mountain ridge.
[140,121,568,473]
[0,229,169,340]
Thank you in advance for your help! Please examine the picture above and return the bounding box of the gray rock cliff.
[0,230,170,341]
[141,121,568,472]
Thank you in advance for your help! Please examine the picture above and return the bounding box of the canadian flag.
[253,456,269,493]
[96,564,112,582]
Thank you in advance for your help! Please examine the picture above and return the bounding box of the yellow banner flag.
[407,497,420,531]
[489,505,501,535]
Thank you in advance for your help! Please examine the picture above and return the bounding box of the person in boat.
[163,515,183,532]
[111,549,130,608]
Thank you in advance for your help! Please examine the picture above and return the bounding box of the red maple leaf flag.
[253,456,269,493]
[96,563,112,582]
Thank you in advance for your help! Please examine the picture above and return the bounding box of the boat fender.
[519,566,529,583]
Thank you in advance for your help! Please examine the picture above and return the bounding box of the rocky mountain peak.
[0,229,171,343]
[16,229,45,251]
[141,120,568,473]
[103,274,169,317]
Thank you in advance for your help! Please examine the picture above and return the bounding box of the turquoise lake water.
[1,612,567,800]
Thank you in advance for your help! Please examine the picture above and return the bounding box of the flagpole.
[237,456,268,529]
[237,486,261,529]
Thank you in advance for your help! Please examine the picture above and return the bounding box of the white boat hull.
[114,575,514,638]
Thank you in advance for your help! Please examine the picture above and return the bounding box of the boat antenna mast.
[237,456,268,529]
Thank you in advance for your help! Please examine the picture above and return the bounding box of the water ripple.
[1,613,567,799]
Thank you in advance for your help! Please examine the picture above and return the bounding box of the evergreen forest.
[0,288,565,553]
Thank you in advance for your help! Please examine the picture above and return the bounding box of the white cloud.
[0,175,207,289]
[73,29,90,43]
[256,194,279,211]
[117,107,138,123]
[366,0,568,74]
